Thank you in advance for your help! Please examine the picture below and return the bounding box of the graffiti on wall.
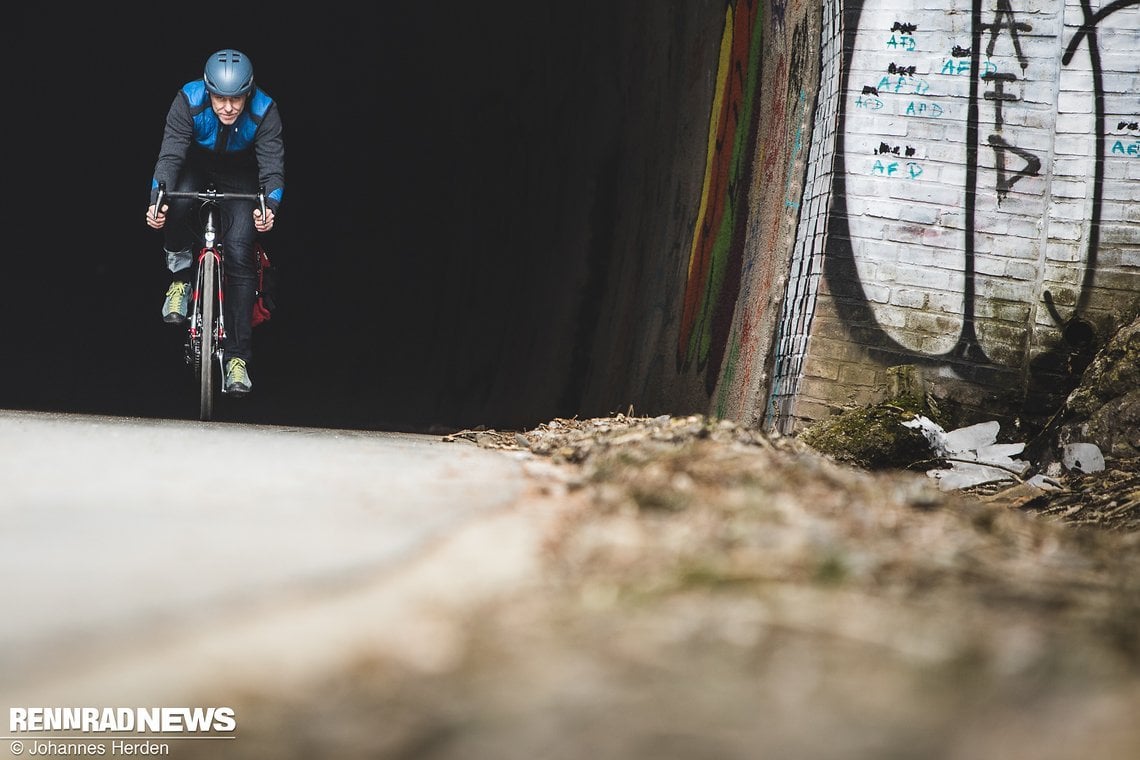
[766,0,1139,430]
[676,0,764,393]
[718,15,815,418]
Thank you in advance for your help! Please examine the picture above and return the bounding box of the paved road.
[0,410,534,712]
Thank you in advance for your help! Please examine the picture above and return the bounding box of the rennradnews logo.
[9,707,236,733]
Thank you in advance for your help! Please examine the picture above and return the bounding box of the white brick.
[1045,241,1084,262]
[1051,157,1093,176]
[1006,217,1043,239]
[892,237,946,262]
[906,122,952,141]
[1019,82,1060,107]
[874,261,897,281]
[1058,91,1092,113]
[975,277,1036,302]
[1098,201,1132,223]
[1053,114,1094,135]
[990,187,1047,216]
[890,288,927,309]
[1103,159,1130,180]
[846,133,889,155]
[974,254,1007,276]
[1100,224,1140,245]
[1046,220,1083,240]
[843,196,870,217]
[935,163,968,186]
[972,234,995,255]
[927,291,961,313]
[1046,201,1087,221]
[923,142,970,163]
[1100,73,1140,95]
[1042,266,1082,286]
[1054,70,1094,92]
[937,210,965,229]
[993,235,1039,259]
[1051,180,1090,199]
[876,307,908,329]
[1001,174,1049,199]
[1003,109,1056,129]
[974,214,1009,235]
[1101,52,1140,73]
[899,204,940,224]
[862,199,905,220]
[1006,260,1040,281]
[1007,128,1056,153]
[918,332,958,354]
[870,116,907,136]
[895,264,955,289]
[891,182,961,205]
[863,283,892,303]
[1102,181,1140,201]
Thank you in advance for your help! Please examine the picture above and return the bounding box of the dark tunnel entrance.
[7,5,721,432]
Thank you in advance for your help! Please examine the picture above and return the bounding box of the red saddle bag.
[251,243,276,327]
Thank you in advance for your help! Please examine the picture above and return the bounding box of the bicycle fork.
[185,248,226,371]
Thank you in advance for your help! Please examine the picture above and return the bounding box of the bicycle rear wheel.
[199,251,218,421]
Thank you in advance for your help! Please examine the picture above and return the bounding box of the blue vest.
[182,79,274,152]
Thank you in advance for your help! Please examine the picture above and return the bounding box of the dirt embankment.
[183,411,1139,760]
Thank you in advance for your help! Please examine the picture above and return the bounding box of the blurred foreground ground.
[172,413,1138,760]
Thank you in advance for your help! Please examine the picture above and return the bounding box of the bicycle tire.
[199,251,217,421]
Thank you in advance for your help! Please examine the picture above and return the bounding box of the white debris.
[1061,442,1105,474]
[902,416,1031,491]
[902,414,954,456]
[1026,473,1064,491]
[941,421,1001,456]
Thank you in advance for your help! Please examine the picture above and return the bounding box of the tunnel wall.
[585,0,1139,436]
[578,0,824,424]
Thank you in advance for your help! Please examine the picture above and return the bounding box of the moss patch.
[798,401,935,470]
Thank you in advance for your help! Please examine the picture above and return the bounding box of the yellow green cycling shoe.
[161,280,191,324]
[224,358,252,396]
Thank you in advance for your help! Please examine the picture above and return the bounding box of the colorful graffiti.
[676,0,764,392]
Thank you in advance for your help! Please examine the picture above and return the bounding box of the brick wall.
[764,0,1140,433]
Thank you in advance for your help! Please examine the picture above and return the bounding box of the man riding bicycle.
[145,48,285,396]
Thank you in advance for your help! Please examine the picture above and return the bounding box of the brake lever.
[153,182,166,221]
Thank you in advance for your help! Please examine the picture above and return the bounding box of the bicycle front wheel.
[199,251,218,421]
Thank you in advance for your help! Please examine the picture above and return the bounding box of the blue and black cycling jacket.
[149,79,285,212]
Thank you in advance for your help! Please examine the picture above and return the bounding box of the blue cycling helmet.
[203,49,254,97]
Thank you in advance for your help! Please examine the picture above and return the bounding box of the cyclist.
[145,48,285,396]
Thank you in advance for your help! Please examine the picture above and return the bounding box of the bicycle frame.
[189,202,225,418]
[154,182,266,421]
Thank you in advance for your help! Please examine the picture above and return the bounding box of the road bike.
[152,182,267,421]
